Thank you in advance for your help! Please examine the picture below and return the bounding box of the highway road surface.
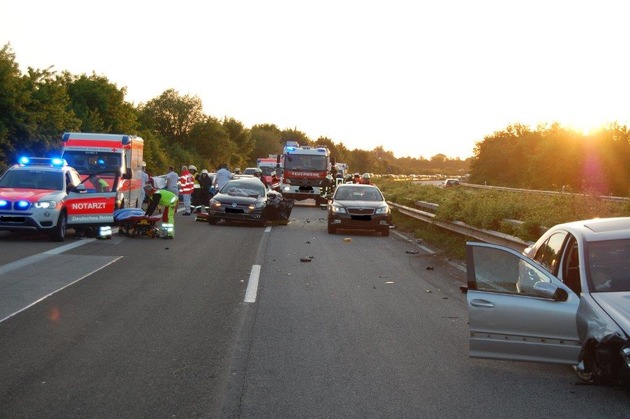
[0,202,627,418]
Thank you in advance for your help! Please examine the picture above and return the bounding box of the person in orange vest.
[179,165,195,215]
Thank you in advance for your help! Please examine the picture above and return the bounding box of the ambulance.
[256,156,283,185]
[61,132,144,209]
[0,157,120,241]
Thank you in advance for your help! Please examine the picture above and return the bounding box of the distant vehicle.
[443,179,460,187]
[327,183,392,236]
[207,177,268,226]
[241,167,261,177]
[256,157,282,185]
[464,217,630,388]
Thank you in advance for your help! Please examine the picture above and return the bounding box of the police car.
[0,157,120,241]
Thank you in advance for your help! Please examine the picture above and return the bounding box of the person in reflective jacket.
[144,184,178,238]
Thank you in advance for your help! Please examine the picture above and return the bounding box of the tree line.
[0,44,470,177]
[469,123,630,196]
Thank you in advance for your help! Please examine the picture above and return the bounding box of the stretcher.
[114,208,162,238]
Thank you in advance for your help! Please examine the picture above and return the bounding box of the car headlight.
[209,199,221,208]
[34,201,56,209]
[375,206,389,214]
[249,202,266,210]
[331,205,347,214]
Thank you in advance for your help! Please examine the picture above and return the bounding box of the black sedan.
[327,184,392,236]
[207,177,268,226]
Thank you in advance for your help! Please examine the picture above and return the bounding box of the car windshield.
[0,169,64,190]
[334,187,382,201]
[587,239,630,292]
[222,182,264,198]
[243,168,259,175]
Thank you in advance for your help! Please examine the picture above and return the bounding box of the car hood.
[335,199,385,207]
[592,292,630,336]
[0,188,60,202]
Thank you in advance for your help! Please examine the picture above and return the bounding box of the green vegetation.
[377,179,630,259]
[0,44,469,176]
[470,123,630,196]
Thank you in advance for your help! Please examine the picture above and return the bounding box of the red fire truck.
[277,142,334,205]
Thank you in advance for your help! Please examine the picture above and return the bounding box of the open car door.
[465,242,581,365]
[65,171,119,227]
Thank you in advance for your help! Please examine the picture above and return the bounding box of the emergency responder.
[93,175,109,192]
[179,165,194,215]
[195,169,213,213]
[353,173,361,184]
[144,184,178,239]
[361,173,371,185]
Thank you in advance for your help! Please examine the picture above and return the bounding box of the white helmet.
[188,165,197,172]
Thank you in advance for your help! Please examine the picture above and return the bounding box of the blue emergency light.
[18,156,66,167]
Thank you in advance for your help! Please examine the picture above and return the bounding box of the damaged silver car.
[463,217,630,388]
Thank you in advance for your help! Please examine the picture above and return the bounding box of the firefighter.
[144,184,178,239]
[179,165,195,215]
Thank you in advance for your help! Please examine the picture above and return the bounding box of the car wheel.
[380,226,390,237]
[208,216,218,225]
[327,224,336,234]
[51,211,67,242]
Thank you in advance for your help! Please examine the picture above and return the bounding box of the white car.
[0,157,120,241]
[464,217,630,388]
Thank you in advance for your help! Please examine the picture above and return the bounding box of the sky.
[3,0,630,159]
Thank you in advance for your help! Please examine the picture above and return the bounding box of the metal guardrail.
[461,182,629,203]
[388,201,532,252]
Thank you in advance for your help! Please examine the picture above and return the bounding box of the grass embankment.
[375,179,630,260]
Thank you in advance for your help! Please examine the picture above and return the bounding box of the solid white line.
[264,226,271,233]
[0,239,95,276]
[244,264,261,303]
[0,255,123,324]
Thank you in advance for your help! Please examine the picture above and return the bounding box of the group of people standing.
[139,162,239,239]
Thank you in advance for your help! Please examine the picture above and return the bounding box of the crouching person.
[144,184,178,239]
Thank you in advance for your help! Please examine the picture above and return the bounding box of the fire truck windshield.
[63,151,122,175]
[284,155,327,171]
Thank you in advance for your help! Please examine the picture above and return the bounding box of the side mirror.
[71,184,88,194]
[533,281,568,301]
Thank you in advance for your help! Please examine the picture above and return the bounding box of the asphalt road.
[0,202,628,418]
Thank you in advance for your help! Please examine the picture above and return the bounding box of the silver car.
[464,217,630,388]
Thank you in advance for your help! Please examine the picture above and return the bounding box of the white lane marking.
[264,226,271,233]
[244,264,261,303]
[391,230,465,272]
[0,239,95,276]
[392,230,435,254]
[0,255,123,323]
